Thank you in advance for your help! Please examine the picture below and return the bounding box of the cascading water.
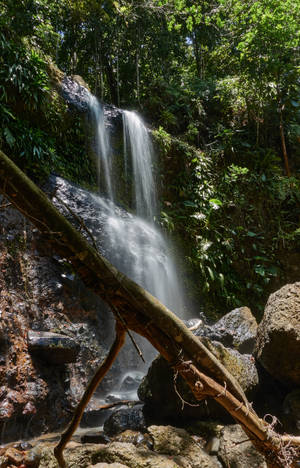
[122,110,157,219]
[88,94,113,199]
[86,94,188,402]
[88,97,186,318]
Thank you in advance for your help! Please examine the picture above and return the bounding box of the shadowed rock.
[27,330,80,364]
[138,341,259,425]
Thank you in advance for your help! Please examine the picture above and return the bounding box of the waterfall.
[122,110,157,219]
[85,96,188,400]
[87,98,186,318]
[92,195,185,317]
[88,94,113,200]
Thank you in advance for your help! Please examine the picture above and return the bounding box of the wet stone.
[120,374,143,392]
[24,445,42,468]
[195,307,258,354]
[13,442,33,451]
[81,431,111,444]
[81,407,114,428]
[103,406,146,437]
[114,430,153,449]
[61,76,90,113]
[27,330,80,364]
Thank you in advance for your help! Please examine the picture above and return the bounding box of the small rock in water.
[105,394,122,404]
[13,442,33,451]
[103,406,146,436]
[114,430,153,449]
[120,374,143,392]
[81,431,111,444]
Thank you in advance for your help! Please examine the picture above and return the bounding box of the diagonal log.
[0,150,299,467]
[0,149,246,403]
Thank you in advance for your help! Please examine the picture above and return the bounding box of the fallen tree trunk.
[0,149,299,467]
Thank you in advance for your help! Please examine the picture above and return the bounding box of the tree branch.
[54,321,126,468]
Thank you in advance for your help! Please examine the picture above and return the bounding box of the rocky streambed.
[1,422,267,468]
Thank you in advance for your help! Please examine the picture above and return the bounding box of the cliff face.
[0,193,115,443]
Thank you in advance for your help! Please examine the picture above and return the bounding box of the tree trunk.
[279,106,291,177]
[103,54,118,105]
[0,150,299,467]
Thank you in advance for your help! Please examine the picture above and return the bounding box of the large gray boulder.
[255,282,300,387]
[196,307,258,354]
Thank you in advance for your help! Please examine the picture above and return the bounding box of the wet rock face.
[27,330,80,364]
[0,195,115,443]
[61,76,91,113]
[60,75,123,126]
[254,282,300,388]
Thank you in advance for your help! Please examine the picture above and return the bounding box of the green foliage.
[158,132,300,316]
[0,35,49,106]
[0,31,54,178]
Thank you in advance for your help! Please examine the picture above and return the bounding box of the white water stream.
[86,95,189,406]
[88,97,186,318]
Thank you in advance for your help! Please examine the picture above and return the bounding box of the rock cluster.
[138,284,300,434]
[0,424,267,467]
